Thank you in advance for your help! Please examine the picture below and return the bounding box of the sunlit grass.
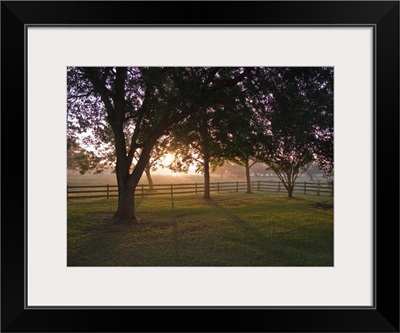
[68,191,333,266]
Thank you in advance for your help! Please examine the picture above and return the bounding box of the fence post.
[257,181,260,191]
[170,184,173,198]
[236,181,239,192]
[195,183,198,195]
[67,185,69,201]
[106,184,109,199]
[304,181,306,195]
[278,182,281,192]
[317,180,320,196]
[217,182,220,194]
[141,184,144,198]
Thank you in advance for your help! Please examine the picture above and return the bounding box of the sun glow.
[161,153,174,166]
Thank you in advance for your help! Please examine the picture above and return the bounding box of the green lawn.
[67,192,333,266]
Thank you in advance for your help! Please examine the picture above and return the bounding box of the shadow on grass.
[311,202,334,210]
[204,198,270,244]
[68,221,146,266]
[169,196,182,264]
[68,194,333,266]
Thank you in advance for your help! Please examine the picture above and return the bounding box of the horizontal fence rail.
[67,181,333,200]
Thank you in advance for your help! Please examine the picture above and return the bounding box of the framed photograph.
[2,1,399,332]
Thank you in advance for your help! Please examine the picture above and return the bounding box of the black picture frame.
[2,1,399,332]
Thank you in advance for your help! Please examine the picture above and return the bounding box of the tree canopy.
[255,67,334,197]
[67,67,252,222]
[67,66,334,222]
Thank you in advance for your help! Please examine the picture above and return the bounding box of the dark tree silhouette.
[68,67,249,222]
[166,68,251,199]
[256,67,334,198]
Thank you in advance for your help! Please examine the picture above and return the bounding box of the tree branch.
[249,160,257,168]
[83,69,115,121]
[126,87,152,166]
[67,90,94,100]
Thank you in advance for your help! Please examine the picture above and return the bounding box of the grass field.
[68,191,333,266]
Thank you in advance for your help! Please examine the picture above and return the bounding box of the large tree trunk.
[144,165,154,190]
[87,67,167,225]
[203,151,211,199]
[111,132,162,224]
[110,154,138,224]
[111,182,137,224]
[245,159,252,193]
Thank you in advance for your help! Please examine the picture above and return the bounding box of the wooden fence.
[67,180,333,199]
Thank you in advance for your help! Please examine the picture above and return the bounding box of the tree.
[167,68,251,199]
[215,67,283,192]
[67,137,106,175]
[167,107,226,199]
[67,137,86,173]
[220,128,259,193]
[217,94,262,193]
[256,67,334,198]
[133,136,170,190]
[68,67,248,223]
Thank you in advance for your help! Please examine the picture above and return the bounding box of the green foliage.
[166,68,251,175]
[167,110,226,174]
[255,67,334,195]
[67,138,105,174]
[215,79,262,167]
[68,67,254,219]
[68,192,333,266]
[67,66,334,219]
